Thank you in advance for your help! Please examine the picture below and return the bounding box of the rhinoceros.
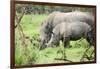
[40,11,94,50]
[48,22,93,48]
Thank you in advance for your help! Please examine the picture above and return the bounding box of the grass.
[20,14,47,36]
[15,14,95,66]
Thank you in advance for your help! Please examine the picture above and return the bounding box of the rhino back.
[67,22,91,39]
[52,11,94,28]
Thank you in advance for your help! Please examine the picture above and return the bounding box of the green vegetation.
[15,14,94,66]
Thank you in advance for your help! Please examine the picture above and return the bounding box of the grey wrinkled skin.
[40,11,94,50]
[48,22,93,48]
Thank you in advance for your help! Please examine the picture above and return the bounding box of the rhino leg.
[40,40,47,50]
[86,31,94,46]
[63,37,70,48]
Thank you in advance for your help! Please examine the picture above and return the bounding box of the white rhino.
[48,22,93,48]
[40,11,94,50]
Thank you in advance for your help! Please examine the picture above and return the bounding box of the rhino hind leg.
[86,31,94,46]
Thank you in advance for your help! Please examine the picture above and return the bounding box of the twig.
[15,7,25,28]
[80,47,91,62]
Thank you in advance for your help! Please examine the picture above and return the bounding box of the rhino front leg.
[40,40,46,50]
[63,37,70,48]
